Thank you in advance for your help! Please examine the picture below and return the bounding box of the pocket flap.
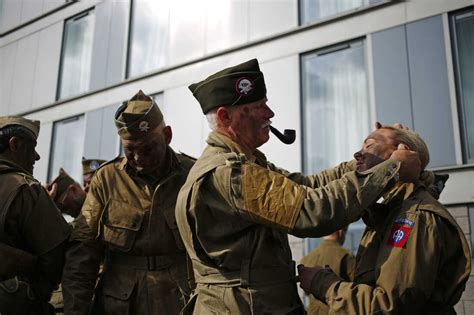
[103,199,145,231]
[100,269,136,301]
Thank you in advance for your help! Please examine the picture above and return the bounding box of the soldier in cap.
[175,59,422,314]
[0,116,71,315]
[62,90,195,314]
[47,168,86,219]
[81,158,105,192]
[299,227,355,315]
[297,126,470,314]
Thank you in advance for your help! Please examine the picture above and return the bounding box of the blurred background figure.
[300,227,355,315]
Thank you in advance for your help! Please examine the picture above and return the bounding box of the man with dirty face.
[62,90,195,315]
[298,126,471,314]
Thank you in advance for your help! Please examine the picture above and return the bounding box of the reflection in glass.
[128,0,170,78]
[300,0,383,24]
[453,11,474,162]
[48,116,85,182]
[302,41,369,174]
[58,11,95,99]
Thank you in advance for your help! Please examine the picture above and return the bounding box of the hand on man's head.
[390,143,421,183]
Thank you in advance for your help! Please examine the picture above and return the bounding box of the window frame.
[47,114,85,182]
[298,0,396,26]
[450,7,474,164]
[56,8,95,101]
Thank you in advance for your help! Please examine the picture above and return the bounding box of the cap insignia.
[89,161,100,170]
[235,77,254,96]
[139,121,150,132]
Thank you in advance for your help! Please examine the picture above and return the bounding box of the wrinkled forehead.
[365,128,396,144]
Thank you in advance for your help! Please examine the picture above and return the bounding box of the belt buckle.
[147,256,156,271]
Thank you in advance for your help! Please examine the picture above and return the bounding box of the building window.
[300,0,385,25]
[301,40,369,256]
[301,40,370,174]
[127,0,169,78]
[57,10,95,100]
[451,9,474,163]
[48,115,85,182]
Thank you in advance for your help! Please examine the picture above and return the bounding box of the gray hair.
[206,108,218,131]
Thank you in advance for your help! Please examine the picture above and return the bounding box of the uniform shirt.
[62,147,194,315]
[300,239,355,315]
[0,159,70,300]
[176,131,401,314]
[309,183,471,314]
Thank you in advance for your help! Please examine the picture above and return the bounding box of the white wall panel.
[439,169,474,205]
[260,55,301,172]
[0,42,17,115]
[20,0,44,24]
[32,22,62,109]
[10,33,39,114]
[163,86,206,157]
[0,0,22,34]
[205,0,249,54]
[249,0,297,41]
[168,0,206,65]
[33,120,53,183]
[42,0,65,12]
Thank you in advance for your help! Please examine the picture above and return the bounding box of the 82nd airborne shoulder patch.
[386,217,414,248]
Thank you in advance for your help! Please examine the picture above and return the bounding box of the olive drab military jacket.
[300,239,355,315]
[62,148,195,315]
[309,183,471,314]
[0,159,70,314]
[175,131,401,314]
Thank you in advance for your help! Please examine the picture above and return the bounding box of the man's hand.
[44,183,58,200]
[297,264,324,293]
[390,143,421,182]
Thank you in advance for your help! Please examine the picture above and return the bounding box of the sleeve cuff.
[309,268,344,302]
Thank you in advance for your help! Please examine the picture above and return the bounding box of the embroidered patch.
[235,77,254,96]
[386,223,412,248]
[393,217,414,228]
[139,121,150,132]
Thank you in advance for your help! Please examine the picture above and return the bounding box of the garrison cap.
[0,116,40,139]
[50,168,78,202]
[189,59,267,114]
[82,157,106,175]
[114,90,163,140]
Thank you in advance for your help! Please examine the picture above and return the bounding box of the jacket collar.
[206,131,268,166]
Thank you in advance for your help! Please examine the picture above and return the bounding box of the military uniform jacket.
[300,240,355,315]
[62,148,195,315]
[310,183,471,314]
[175,132,401,314]
[0,159,70,300]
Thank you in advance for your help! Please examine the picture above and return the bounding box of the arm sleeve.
[269,160,356,188]
[4,185,70,284]
[340,253,356,281]
[220,158,399,237]
[309,213,443,315]
[62,175,105,315]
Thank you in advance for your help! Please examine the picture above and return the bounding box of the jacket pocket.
[100,199,145,252]
[163,206,185,250]
[94,268,135,314]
